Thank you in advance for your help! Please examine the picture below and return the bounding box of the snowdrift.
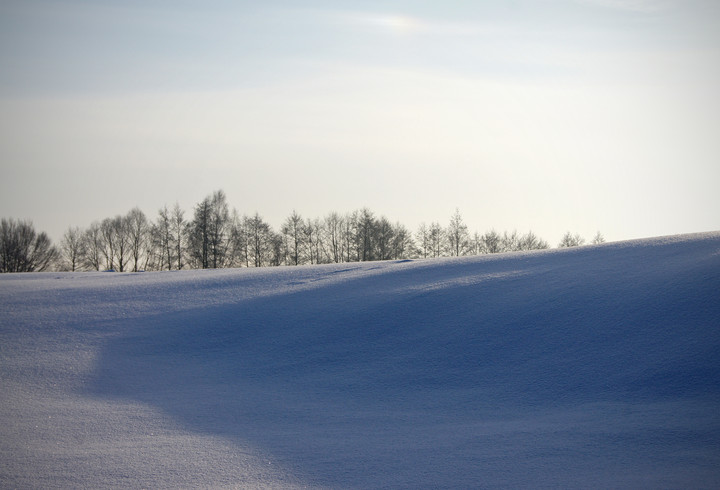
[2,232,719,488]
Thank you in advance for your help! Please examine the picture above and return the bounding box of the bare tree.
[500,230,520,253]
[304,217,324,265]
[517,231,549,251]
[375,216,394,261]
[152,205,173,271]
[469,231,482,255]
[126,207,149,272]
[112,215,132,272]
[356,208,375,261]
[428,222,444,258]
[591,231,606,245]
[323,212,345,264]
[208,190,230,268]
[222,209,242,268]
[474,229,548,254]
[99,217,131,271]
[97,215,132,271]
[245,212,273,267]
[188,196,212,269]
[60,226,85,271]
[481,230,502,254]
[416,222,430,258]
[447,209,470,257]
[390,222,414,259]
[226,211,248,268]
[82,222,103,271]
[342,211,359,262]
[0,218,58,272]
[268,231,285,267]
[171,203,186,270]
[558,231,585,248]
[281,210,305,265]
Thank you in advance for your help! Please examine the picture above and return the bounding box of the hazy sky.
[1,0,718,245]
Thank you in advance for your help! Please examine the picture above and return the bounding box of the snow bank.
[2,232,719,488]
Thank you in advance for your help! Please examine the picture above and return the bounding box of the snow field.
[1,232,719,488]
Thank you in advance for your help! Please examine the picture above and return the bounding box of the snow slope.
[2,232,720,488]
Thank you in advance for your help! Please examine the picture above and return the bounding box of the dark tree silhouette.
[60,226,85,272]
[208,190,230,268]
[429,222,444,258]
[282,210,305,266]
[3,188,566,271]
[324,212,345,264]
[82,222,103,271]
[355,208,375,262]
[0,218,58,273]
[152,205,174,271]
[187,191,229,269]
[245,212,273,267]
[171,203,186,270]
[127,207,149,272]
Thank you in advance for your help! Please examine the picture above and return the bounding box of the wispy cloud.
[325,10,484,37]
[572,0,673,12]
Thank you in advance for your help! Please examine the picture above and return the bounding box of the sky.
[1,0,718,245]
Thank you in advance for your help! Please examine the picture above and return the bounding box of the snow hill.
[2,232,719,489]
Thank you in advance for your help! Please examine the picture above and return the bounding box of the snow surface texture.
[2,232,720,489]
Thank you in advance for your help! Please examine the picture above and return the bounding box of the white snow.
[2,232,720,488]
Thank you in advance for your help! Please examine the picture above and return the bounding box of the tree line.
[1,190,605,273]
